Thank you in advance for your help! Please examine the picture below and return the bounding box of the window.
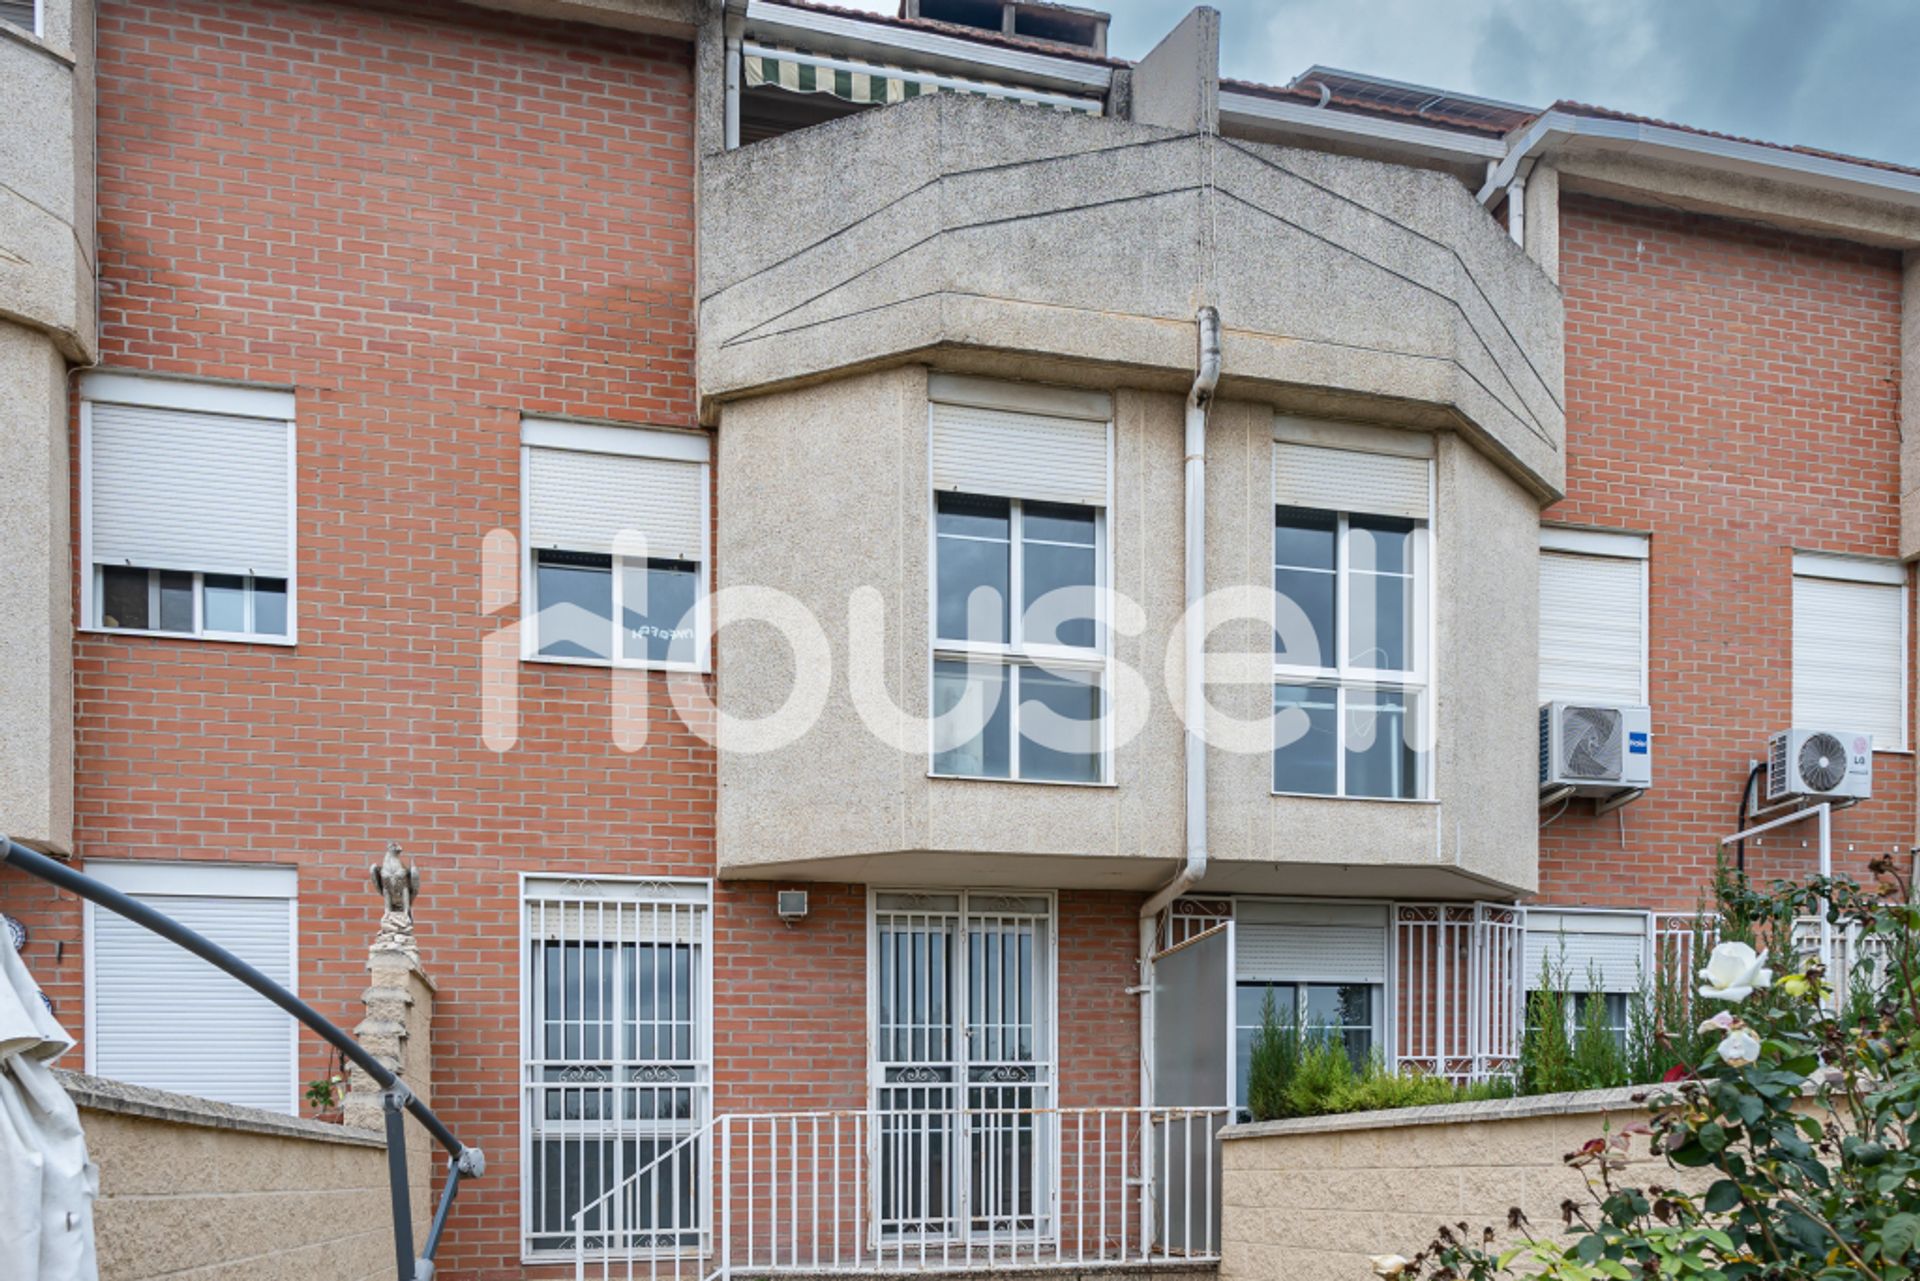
[1232,900,1387,1114]
[1539,528,1648,706]
[1524,910,1646,1049]
[522,419,709,671]
[1234,981,1376,1113]
[928,379,1111,784]
[1271,441,1431,799]
[521,878,711,1259]
[81,373,295,643]
[0,1,38,36]
[1792,553,1907,750]
[85,863,297,1113]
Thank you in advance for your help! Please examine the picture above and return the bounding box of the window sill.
[80,626,296,647]
[522,653,709,675]
[928,771,1116,789]
[1271,790,1437,804]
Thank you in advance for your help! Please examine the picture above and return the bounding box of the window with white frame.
[1271,439,1431,799]
[81,373,295,643]
[1524,910,1646,1049]
[521,877,711,1259]
[1792,552,1907,750]
[1233,901,1387,1116]
[522,419,709,671]
[929,378,1110,784]
[1539,528,1649,706]
[0,1,38,36]
[86,862,298,1114]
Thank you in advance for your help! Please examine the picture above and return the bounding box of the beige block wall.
[1220,1088,1692,1281]
[69,1078,398,1281]
[716,365,1542,894]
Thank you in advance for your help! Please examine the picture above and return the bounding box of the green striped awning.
[743,43,1102,116]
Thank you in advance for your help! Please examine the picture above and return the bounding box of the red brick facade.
[1540,195,1913,910]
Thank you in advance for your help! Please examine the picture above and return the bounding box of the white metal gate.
[871,892,1055,1250]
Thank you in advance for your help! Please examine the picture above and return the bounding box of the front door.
[871,891,1055,1254]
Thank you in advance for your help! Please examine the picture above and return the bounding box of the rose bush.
[1394,857,1920,1281]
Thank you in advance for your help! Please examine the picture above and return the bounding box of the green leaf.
[1703,1180,1743,1213]
[1884,1211,1920,1257]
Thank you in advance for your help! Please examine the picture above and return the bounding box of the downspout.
[723,5,744,151]
[1136,306,1222,1088]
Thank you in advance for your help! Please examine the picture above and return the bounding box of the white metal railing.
[573,1105,1228,1280]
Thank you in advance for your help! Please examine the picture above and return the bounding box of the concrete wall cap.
[56,1068,387,1148]
[1219,1083,1652,1140]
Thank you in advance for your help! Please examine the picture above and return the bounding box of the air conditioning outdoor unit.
[1766,729,1872,803]
[1540,702,1652,796]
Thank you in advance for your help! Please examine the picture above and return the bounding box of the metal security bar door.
[871,892,1055,1257]
[523,878,712,1261]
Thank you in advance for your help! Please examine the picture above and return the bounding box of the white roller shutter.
[527,447,706,560]
[931,402,1109,507]
[1273,443,1429,520]
[1794,571,1905,748]
[1540,551,1646,705]
[88,403,291,577]
[1235,902,1387,983]
[89,871,296,1114]
[1525,912,1646,994]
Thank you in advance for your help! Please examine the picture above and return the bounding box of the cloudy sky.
[843,0,1920,168]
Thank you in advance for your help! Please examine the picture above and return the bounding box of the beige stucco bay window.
[1271,436,1433,800]
[928,377,1112,785]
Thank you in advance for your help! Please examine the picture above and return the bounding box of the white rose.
[1697,1010,1737,1034]
[1699,941,1772,1002]
[1716,1027,1762,1068]
[1368,1256,1412,1278]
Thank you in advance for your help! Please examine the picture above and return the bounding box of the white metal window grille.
[1792,553,1907,749]
[521,420,711,672]
[1538,533,1648,706]
[1272,478,1431,799]
[81,374,296,643]
[1159,898,1234,950]
[932,493,1108,784]
[521,877,712,1261]
[86,863,298,1114]
[870,891,1055,1251]
[1391,903,1525,1083]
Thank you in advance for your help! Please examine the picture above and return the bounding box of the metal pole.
[422,1158,465,1268]
[385,1087,418,1281]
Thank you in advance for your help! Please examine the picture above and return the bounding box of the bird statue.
[370,842,421,955]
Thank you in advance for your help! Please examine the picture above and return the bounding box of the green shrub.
[1243,990,1300,1121]
[1283,1028,1356,1116]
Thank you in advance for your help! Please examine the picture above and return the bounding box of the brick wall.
[1541,195,1913,911]
[14,0,707,1275]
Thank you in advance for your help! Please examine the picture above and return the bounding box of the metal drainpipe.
[1137,306,1222,1098]
[723,9,744,150]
